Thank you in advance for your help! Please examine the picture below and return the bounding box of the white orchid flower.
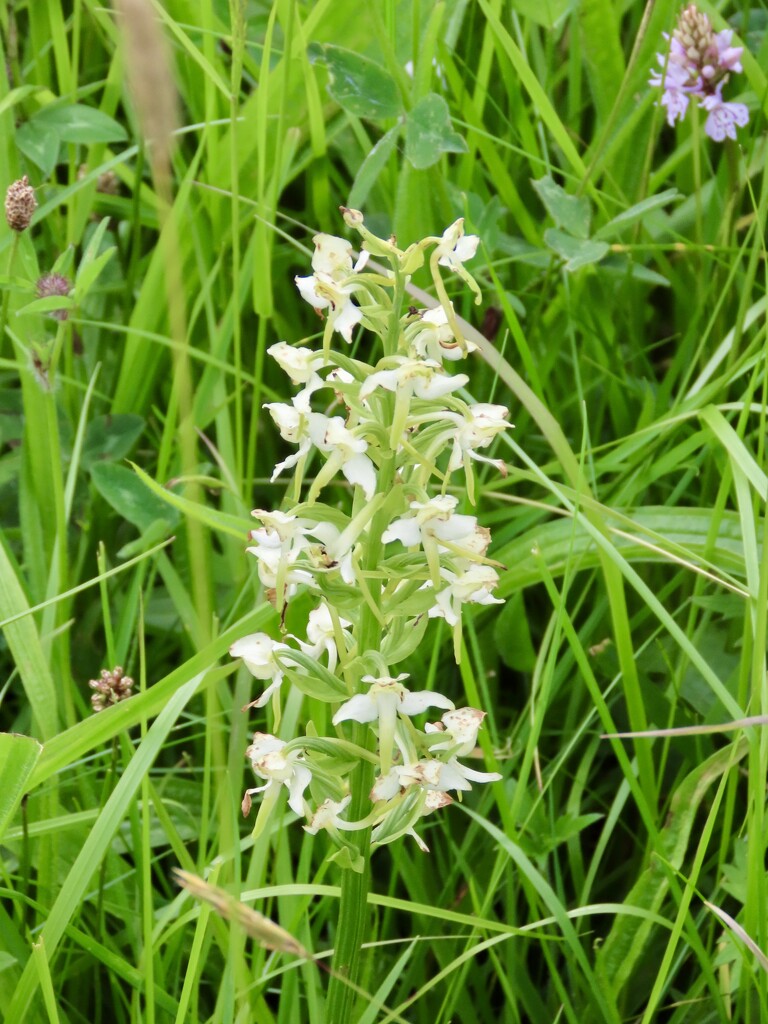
[360,358,468,450]
[304,520,358,585]
[408,305,477,363]
[382,495,478,584]
[446,402,511,471]
[303,795,364,836]
[400,755,501,793]
[264,393,313,481]
[333,674,454,772]
[425,563,504,628]
[360,357,468,402]
[229,633,289,708]
[435,219,480,272]
[426,707,489,757]
[245,530,315,596]
[295,233,369,344]
[243,733,312,818]
[267,341,327,393]
[292,602,352,673]
[307,413,377,501]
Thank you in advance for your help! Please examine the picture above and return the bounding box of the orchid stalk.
[230,209,508,1017]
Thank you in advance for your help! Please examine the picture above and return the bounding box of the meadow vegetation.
[1,1,767,1021]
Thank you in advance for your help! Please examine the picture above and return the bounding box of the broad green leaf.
[595,188,681,240]
[16,121,60,176]
[493,591,537,672]
[308,43,403,120]
[533,176,591,238]
[598,255,670,287]
[405,93,467,170]
[81,414,144,471]
[28,103,127,144]
[348,123,402,209]
[0,734,42,843]
[90,461,179,533]
[380,614,429,665]
[544,228,609,270]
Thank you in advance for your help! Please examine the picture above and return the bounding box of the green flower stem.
[0,233,20,357]
[326,447,396,1022]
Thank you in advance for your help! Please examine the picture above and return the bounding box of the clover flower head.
[36,272,72,321]
[89,665,133,712]
[5,175,36,232]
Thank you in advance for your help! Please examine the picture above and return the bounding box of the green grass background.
[1,0,768,1020]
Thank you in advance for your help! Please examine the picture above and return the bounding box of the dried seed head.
[5,176,37,232]
[36,272,72,321]
[113,0,179,177]
[89,666,134,712]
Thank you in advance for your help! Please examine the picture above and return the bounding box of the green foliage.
[0,0,766,1021]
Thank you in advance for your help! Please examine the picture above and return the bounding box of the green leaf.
[0,734,42,843]
[76,217,116,298]
[81,414,144,470]
[380,614,429,665]
[533,176,591,238]
[16,121,60,176]
[348,123,402,209]
[90,461,180,533]
[544,228,609,270]
[493,591,537,672]
[277,649,349,702]
[511,0,572,29]
[405,92,467,170]
[29,103,127,144]
[15,295,75,318]
[578,0,625,124]
[308,43,403,120]
[595,188,681,240]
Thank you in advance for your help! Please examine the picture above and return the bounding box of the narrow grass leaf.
[0,734,42,843]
